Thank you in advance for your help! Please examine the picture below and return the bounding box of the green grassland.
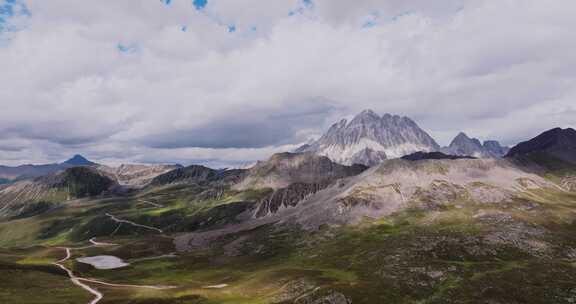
[2,175,576,303]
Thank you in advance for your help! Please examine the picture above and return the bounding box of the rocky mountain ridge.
[298,110,440,166]
[506,127,576,165]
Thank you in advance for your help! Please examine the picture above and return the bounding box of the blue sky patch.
[289,0,313,17]
[0,0,30,37]
[160,0,171,5]
[391,10,414,22]
[227,25,236,33]
[117,43,138,54]
[362,20,376,28]
[193,0,207,10]
[362,11,380,28]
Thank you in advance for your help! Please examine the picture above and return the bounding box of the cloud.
[138,99,337,149]
[0,0,575,166]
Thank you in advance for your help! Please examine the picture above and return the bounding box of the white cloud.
[0,0,575,165]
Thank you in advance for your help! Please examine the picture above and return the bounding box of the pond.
[77,255,129,270]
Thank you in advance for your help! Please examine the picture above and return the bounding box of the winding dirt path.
[89,237,117,246]
[138,199,164,208]
[52,247,103,304]
[53,239,176,304]
[105,212,164,233]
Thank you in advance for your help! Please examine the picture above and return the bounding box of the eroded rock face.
[561,176,576,191]
[254,182,330,218]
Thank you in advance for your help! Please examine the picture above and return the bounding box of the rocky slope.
[97,163,181,188]
[0,167,115,218]
[176,155,555,251]
[149,165,246,187]
[234,152,367,191]
[298,110,440,166]
[285,157,553,228]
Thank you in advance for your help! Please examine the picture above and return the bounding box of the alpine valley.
[2,110,576,304]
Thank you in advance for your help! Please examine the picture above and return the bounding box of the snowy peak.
[349,109,381,125]
[299,109,440,166]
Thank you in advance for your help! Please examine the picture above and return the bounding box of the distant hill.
[401,151,476,161]
[442,132,509,158]
[62,154,96,166]
[506,127,576,170]
[0,166,115,218]
[0,154,98,183]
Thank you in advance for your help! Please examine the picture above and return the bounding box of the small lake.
[77,255,129,270]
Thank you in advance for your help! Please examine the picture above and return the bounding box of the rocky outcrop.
[235,152,367,190]
[298,109,439,166]
[254,182,330,218]
[349,148,387,166]
[97,163,181,188]
[560,176,576,191]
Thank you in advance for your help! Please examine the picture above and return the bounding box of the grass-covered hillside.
[1,152,576,303]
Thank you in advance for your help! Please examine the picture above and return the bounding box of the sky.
[0,0,575,167]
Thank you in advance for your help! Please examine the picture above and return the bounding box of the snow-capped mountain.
[442,132,509,158]
[298,109,440,166]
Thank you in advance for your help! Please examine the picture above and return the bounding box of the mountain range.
[1,111,576,304]
[0,154,95,184]
[298,109,509,166]
[442,132,510,158]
